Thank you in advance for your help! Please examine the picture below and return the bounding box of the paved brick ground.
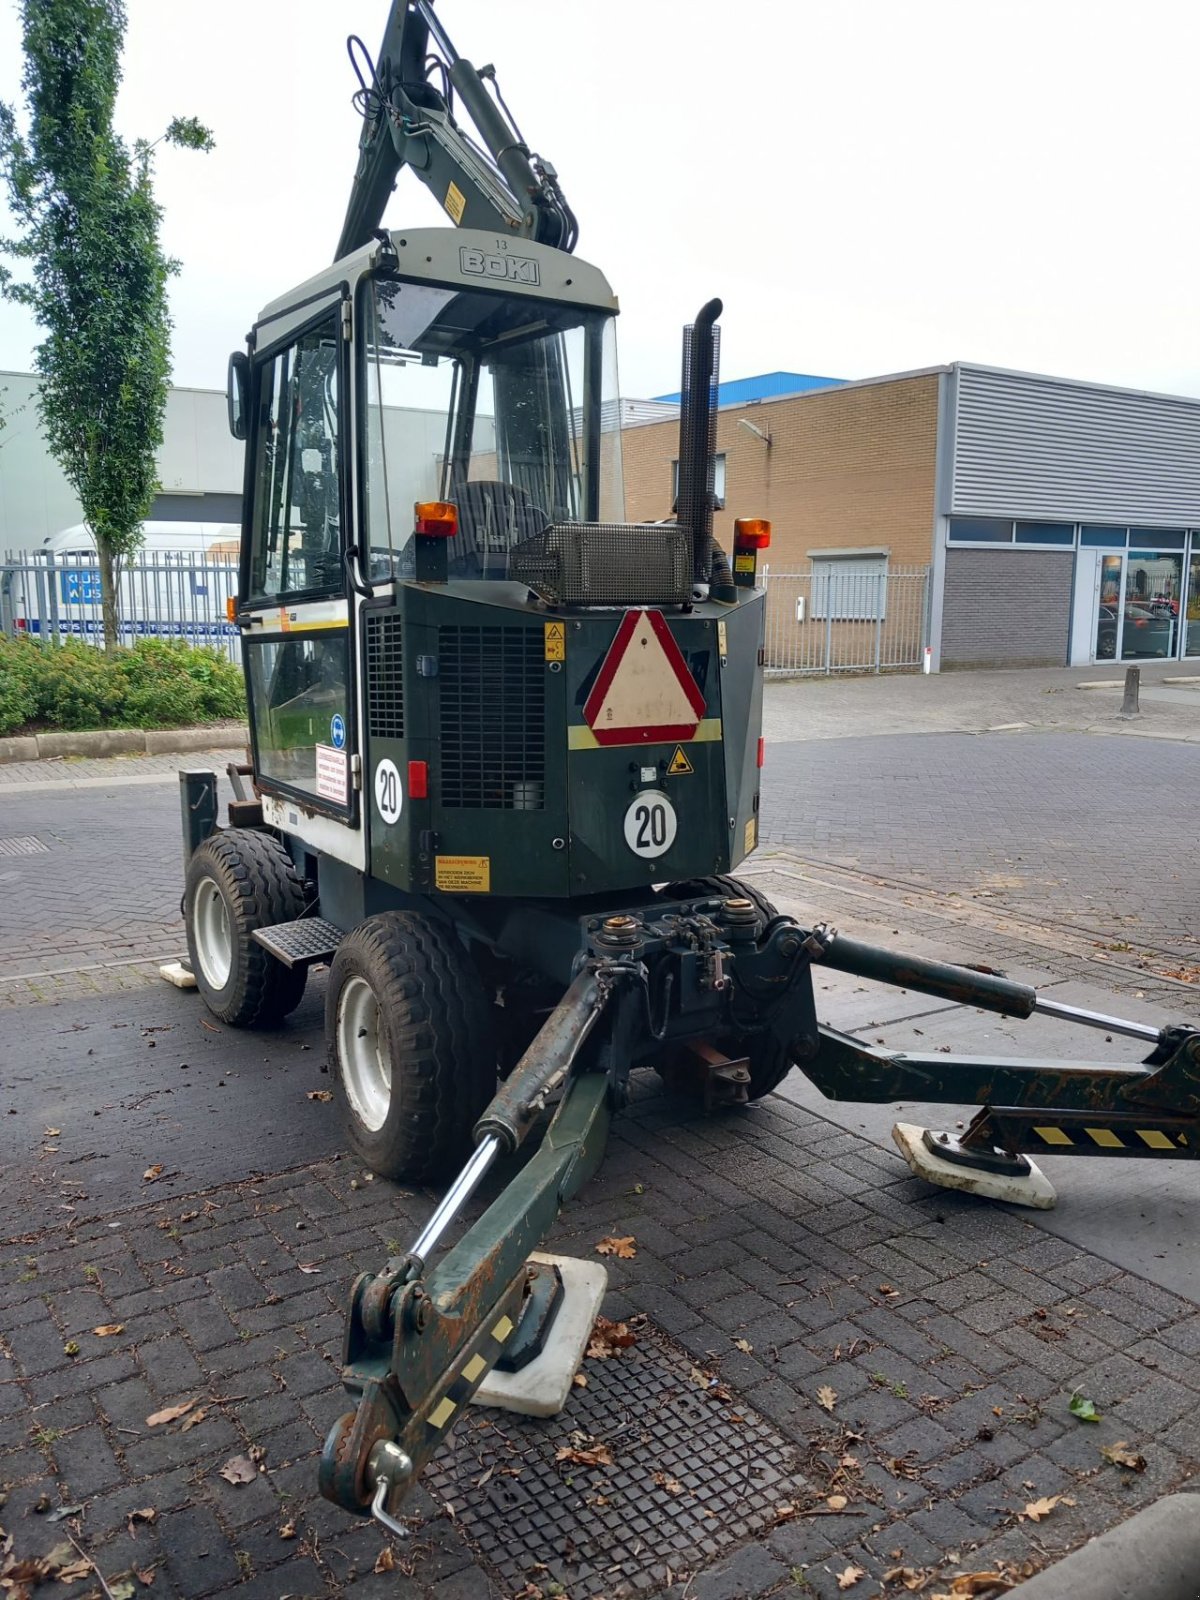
[3,1071,1199,1599]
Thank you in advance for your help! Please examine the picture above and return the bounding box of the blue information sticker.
[330,714,347,750]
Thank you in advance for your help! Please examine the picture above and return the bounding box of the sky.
[1,0,1199,402]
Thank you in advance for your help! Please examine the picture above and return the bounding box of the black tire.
[184,829,308,1028]
[661,874,793,1100]
[326,912,497,1184]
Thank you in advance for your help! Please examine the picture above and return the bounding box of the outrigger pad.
[472,1253,608,1418]
[892,1122,1057,1210]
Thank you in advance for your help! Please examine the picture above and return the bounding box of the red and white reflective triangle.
[583,609,706,746]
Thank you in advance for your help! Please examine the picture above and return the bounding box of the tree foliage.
[0,0,212,646]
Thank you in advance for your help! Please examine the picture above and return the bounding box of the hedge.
[0,635,245,735]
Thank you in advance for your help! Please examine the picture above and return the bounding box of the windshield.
[361,274,624,581]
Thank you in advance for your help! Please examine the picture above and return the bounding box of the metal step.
[252,918,344,970]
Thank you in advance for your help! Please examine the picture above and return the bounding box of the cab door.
[239,301,362,862]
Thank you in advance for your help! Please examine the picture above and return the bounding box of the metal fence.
[0,550,242,663]
[761,565,930,677]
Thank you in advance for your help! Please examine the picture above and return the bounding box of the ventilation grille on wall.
[365,611,404,739]
[439,625,545,809]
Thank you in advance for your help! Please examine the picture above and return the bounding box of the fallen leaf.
[126,1509,157,1536]
[45,1541,78,1571]
[826,1494,848,1510]
[942,1576,1015,1596]
[878,1283,898,1296]
[45,1505,85,1523]
[179,1407,208,1433]
[109,1581,137,1600]
[44,1127,61,1137]
[56,1557,94,1582]
[595,1235,636,1259]
[586,1316,638,1359]
[297,1263,321,1274]
[1021,1493,1074,1522]
[135,1566,156,1587]
[837,1564,865,1590]
[555,1442,613,1468]
[279,1522,296,1540]
[144,1401,194,1427]
[1100,1442,1147,1471]
[306,1090,333,1103]
[1069,1392,1100,1424]
[653,1472,684,1495]
[816,1385,838,1412]
[572,1374,588,1389]
[142,1166,164,1183]
[91,1324,124,1338]
[374,1548,395,1574]
[732,1337,753,1354]
[248,1445,265,1463]
[218,1454,258,1485]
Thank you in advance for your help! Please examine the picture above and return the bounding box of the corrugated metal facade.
[949,364,1200,525]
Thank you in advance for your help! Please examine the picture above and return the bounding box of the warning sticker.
[315,744,348,807]
[744,816,757,854]
[444,181,467,224]
[734,553,756,574]
[435,855,491,893]
[667,746,694,776]
[544,621,566,662]
[717,619,728,657]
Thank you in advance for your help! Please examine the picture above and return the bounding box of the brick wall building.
[620,362,1200,671]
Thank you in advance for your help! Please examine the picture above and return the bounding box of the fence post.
[45,551,61,647]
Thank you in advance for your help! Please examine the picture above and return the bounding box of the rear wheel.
[326,912,496,1183]
[661,874,794,1099]
[184,829,307,1027]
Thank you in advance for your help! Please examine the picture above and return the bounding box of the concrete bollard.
[1117,665,1141,719]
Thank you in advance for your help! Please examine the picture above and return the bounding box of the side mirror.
[227,351,249,440]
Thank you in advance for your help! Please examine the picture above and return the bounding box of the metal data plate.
[425,1322,809,1596]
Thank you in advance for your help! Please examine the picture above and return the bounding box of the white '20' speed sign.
[623,791,677,859]
[374,759,403,824]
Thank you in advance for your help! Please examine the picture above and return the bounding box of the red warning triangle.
[583,609,706,746]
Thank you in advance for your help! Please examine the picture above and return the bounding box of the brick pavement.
[2,1077,1198,1599]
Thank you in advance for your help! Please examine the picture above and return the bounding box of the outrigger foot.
[892,1122,1057,1210]
[474,1253,608,1418]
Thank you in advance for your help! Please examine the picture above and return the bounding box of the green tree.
[0,0,212,647]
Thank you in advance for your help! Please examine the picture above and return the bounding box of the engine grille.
[439,625,545,810]
[364,611,404,739]
[508,522,692,606]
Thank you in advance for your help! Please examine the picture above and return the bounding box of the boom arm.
[337,0,577,261]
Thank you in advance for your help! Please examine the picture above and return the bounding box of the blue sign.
[60,569,103,605]
[330,714,347,750]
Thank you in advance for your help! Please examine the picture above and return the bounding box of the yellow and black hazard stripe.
[989,1112,1195,1156]
[400,1300,521,1473]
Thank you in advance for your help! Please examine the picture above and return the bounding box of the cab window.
[248,313,342,603]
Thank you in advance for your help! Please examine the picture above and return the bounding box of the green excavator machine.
[176,0,1200,1537]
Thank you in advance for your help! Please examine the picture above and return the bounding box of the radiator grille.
[439,626,545,810]
[365,611,404,739]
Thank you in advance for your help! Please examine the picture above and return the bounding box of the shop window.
[948,517,1012,543]
[1130,528,1185,550]
[810,555,888,621]
[1014,521,1074,545]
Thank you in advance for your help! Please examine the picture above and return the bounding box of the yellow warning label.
[544,621,566,662]
[444,181,466,224]
[734,553,756,574]
[667,746,694,776]
[717,619,728,657]
[744,816,757,854]
[434,855,491,893]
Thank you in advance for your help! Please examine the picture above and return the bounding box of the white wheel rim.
[193,876,233,989]
[337,975,391,1132]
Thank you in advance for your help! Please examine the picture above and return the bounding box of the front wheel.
[326,912,497,1183]
[184,829,307,1027]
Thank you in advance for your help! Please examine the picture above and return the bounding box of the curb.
[1007,1491,1200,1600]
[0,723,247,764]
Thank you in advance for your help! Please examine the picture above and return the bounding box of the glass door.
[1186,549,1200,658]
[1095,554,1122,659]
